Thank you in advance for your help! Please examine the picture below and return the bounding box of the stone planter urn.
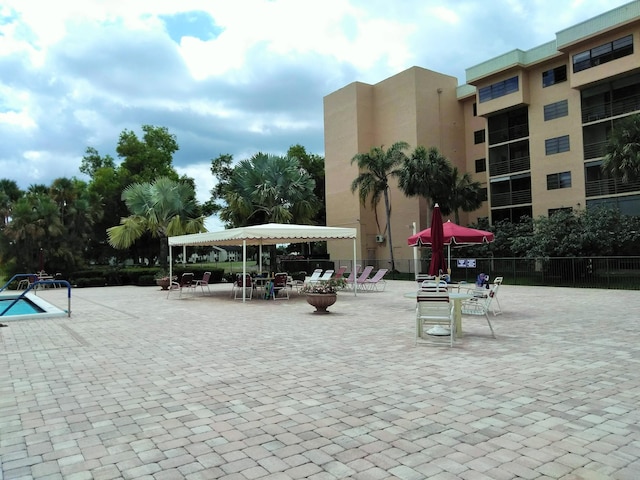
[305,293,337,314]
[156,277,171,290]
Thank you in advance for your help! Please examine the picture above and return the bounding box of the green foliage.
[107,177,206,267]
[211,151,321,228]
[464,207,640,258]
[602,113,640,183]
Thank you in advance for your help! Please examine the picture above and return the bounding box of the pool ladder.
[0,274,71,317]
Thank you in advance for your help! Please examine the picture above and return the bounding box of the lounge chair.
[318,269,334,282]
[305,268,323,284]
[416,291,455,347]
[332,266,347,279]
[167,273,196,299]
[363,268,388,291]
[347,265,374,291]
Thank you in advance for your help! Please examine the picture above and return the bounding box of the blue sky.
[0,0,632,230]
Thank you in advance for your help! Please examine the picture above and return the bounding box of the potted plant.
[300,277,347,314]
[154,271,173,290]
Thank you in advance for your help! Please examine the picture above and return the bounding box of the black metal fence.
[287,257,640,290]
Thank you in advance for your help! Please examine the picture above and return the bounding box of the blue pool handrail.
[0,273,71,317]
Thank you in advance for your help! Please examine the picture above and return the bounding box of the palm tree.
[397,146,452,227]
[220,153,320,227]
[107,177,206,267]
[442,167,484,224]
[602,113,640,183]
[350,142,409,272]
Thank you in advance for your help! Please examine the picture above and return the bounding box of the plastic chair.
[363,268,388,291]
[461,285,498,337]
[232,274,253,300]
[194,271,211,295]
[167,273,196,299]
[416,291,455,347]
[272,272,289,300]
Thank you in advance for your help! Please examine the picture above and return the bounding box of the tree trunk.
[159,235,168,268]
[383,188,396,271]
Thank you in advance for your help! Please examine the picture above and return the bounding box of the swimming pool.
[0,292,68,320]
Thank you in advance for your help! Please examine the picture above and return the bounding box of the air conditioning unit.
[375,234,385,243]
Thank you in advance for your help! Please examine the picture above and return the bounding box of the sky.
[0,0,632,230]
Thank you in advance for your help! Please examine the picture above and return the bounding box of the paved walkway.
[1,281,639,479]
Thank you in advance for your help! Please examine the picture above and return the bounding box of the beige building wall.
[324,67,465,264]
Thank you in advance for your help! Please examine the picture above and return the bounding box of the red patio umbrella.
[408,220,495,271]
[427,204,446,276]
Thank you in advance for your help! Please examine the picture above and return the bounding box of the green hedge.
[67,266,225,287]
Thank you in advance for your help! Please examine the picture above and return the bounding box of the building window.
[478,76,519,103]
[542,65,567,87]
[545,135,570,155]
[474,129,486,144]
[573,34,633,73]
[475,158,486,173]
[547,171,572,190]
[479,188,488,202]
[472,102,477,116]
[543,100,569,121]
[549,207,573,216]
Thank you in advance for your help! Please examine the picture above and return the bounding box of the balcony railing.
[488,123,529,145]
[491,189,532,207]
[582,92,640,123]
[583,140,608,160]
[585,178,640,197]
[489,155,530,177]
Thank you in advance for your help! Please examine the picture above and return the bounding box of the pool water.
[0,298,45,316]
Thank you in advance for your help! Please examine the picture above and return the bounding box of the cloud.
[0,0,633,225]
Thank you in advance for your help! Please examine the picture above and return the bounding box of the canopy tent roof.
[407,220,494,247]
[169,223,357,247]
[168,223,359,301]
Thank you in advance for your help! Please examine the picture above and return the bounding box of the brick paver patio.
[1,280,639,479]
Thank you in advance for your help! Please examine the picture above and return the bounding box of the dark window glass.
[472,102,477,116]
[547,171,572,190]
[474,130,486,144]
[543,100,569,121]
[542,65,567,87]
[478,76,519,103]
[573,35,633,73]
[475,158,486,173]
[545,135,570,155]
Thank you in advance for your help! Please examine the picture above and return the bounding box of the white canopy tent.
[168,223,359,302]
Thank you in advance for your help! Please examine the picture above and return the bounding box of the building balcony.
[582,92,640,124]
[490,189,532,207]
[585,178,640,197]
[488,123,529,145]
[583,140,608,160]
[489,155,530,177]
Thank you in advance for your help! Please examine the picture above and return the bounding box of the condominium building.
[324,1,640,263]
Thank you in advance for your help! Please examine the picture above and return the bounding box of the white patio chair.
[416,291,455,347]
[461,284,497,338]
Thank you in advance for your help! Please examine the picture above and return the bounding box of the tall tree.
[220,152,320,227]
[0,179,22,226]
[287,144,326,226]
[397,146,453,227]
[350,142,409,272]
[442,167,484,224]
[602,113,640,183]
[116,125,180,185]
[107,177,206,268]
